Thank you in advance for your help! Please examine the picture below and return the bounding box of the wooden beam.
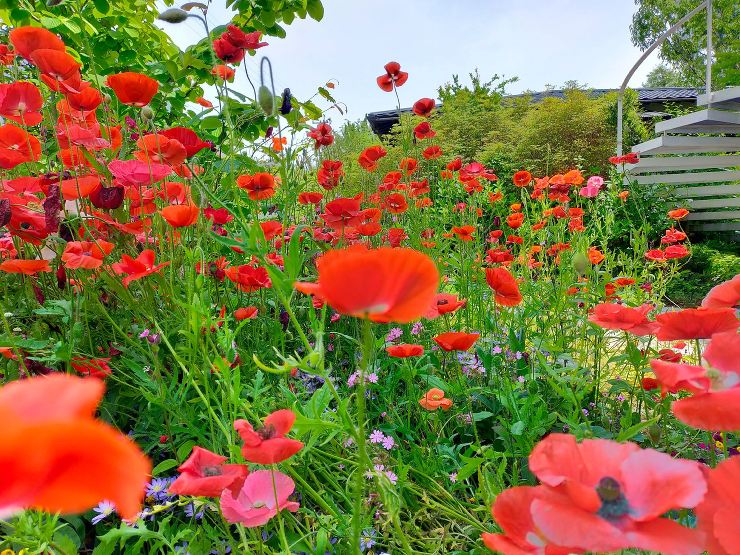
[675,184,740,197]
[632,136,740,155]
[633,170,740,185]
[626,154,740,173]
[686,197,740,209]
[685,210,740,221]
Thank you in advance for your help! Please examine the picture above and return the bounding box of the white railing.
[616,0,712,155]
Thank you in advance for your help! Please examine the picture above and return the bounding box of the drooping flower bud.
[279,88,292,115]
[258,85,274,116]
[158,8,189,23]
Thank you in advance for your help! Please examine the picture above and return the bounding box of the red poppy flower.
[0,123,42,169]
[412,97,435,117]
[423,145,442,160]
[386,344,424,358]
[195,96,213,108]
[460,162,497,182]
[111,250,170,288]
[108,159,172,186]
[399,157,417,176]
[237,173,276,200]
[451,225,475,241]
[160,204,199,228]
[419,388,453,411]
[383,192,408,214]
[71,357,112,379]
[64,86,103,112]
[485,267,523,307]
[30,49,81,82]
[652,331,740,431]
[702,275,740,309]
[0,82,43,126]
[424,293,467,319]
[159,127,212,158]
[169,446,248,497]
[525,433,706,554]
[298,191,323,205]
[376,61,409,92]
[294,245,439,323]
[225,264,271,292]
[106,72,159,107]
[609,152,639,165]
[668,208,689,220]
[414,121,436,140]
[307,122,334,149]
[664,244,689,259]
[506,212,525,229]
[513,170,532,187]
[0,374,150,521]
[482,486,582,555]
[0,259,51,275]
[0,45,15,65]
[696,456,740,555]
[234,409,304,465]
[655,307,738,340]
[213,37,246,64]
[62,240,115,270]
[433,332,480,352]
[317,160,344,190]
[135,134,187,167]
[588,303,659,336]
[60,175,101,200]
[9,26,66,60]
[211,65,235,81]
[235,306,258,320]
[320,197,363,230]
[358,145,387,171]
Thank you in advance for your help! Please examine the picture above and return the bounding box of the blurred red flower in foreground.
[696,456,740,555]
[484,433,706,554]
[295,245,438,323]
[655,307,738,340]
[0,374,150,520]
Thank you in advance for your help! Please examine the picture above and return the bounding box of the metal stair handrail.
[616,0,712,155]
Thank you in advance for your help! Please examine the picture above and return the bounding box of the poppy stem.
[351,318,374,553]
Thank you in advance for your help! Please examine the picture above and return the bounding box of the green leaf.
[93,0,110,13]
[177,440,197,462]
[306,0,324,21]
[510,421,526,435]
[317,86,335,103]
[473,411,494,422]
[200,116,223,130]
[455,456,483,482]
[152,458,180,475]
[616,416,660,442]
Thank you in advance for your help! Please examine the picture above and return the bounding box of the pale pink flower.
[220,470,299,527]
[579,175,603,198]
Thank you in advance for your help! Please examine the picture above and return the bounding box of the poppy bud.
[141,105,154,120]
[90,186,125,210]
[265,126,273,139]
[33,284,45,305]
[56,265,67,289]
[0,199,10,228]
[258,85,274,115]
[646,424,662,444]
[572,252,590,275]
[158,7,189,23]
[103,93,112,103]
[279,88,292,115]
[42,184,62,233]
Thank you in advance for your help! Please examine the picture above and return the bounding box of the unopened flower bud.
[158,8,189,23]
[141,105,154,120]
[258,85,274,116]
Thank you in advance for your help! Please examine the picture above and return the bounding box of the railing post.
[706,0,713,99]
[615,0,708,155]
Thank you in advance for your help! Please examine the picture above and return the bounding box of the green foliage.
[666,240,740,306]
[630,0,739,87]
[642,63,694,87]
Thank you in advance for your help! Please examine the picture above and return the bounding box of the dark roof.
[365,87,698,135]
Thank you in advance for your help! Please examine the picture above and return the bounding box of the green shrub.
[665,241,740,306]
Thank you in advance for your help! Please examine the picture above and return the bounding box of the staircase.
[625,86,740,235]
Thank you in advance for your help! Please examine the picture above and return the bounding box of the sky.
[155,0,660,126]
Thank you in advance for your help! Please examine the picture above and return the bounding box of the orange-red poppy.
[135,134,187,167]
[655,307,738,340]
[419,388,452,410]
[111,249,170,287]
[9,26,66,60]
[668,208,689,220]
[588,303,659,336]
[412,97,435,117]
[161,204,199,228]
[294,245,439,323]
[105,72,159,107]
[235,306,259,320]
[298,191,323,205]
[60,175,101,200]
[0,123,42,169]
[212,65,235,81]
[386,344,424,358]
[237,173,276,201]
[485,267,522,307]
[0,374,150,520]
[0,82,43,126]
[0,259,51,275]
[376,61,408,92]
[30,49,81,82]
[512,170,532,187]
[62,240,115,270]
[451,225,475,241]
[358,146,387,172]
[433,331,480,352]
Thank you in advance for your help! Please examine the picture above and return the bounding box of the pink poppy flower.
[220,469,300,527]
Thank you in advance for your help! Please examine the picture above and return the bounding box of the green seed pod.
[572,251,590,275]
[157,8,189,23]
[257,85,274,116]
[140,105,154,120]
[646,423,662,444]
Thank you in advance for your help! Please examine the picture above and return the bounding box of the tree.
[630,0,739,88]
[642,63,694,87]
